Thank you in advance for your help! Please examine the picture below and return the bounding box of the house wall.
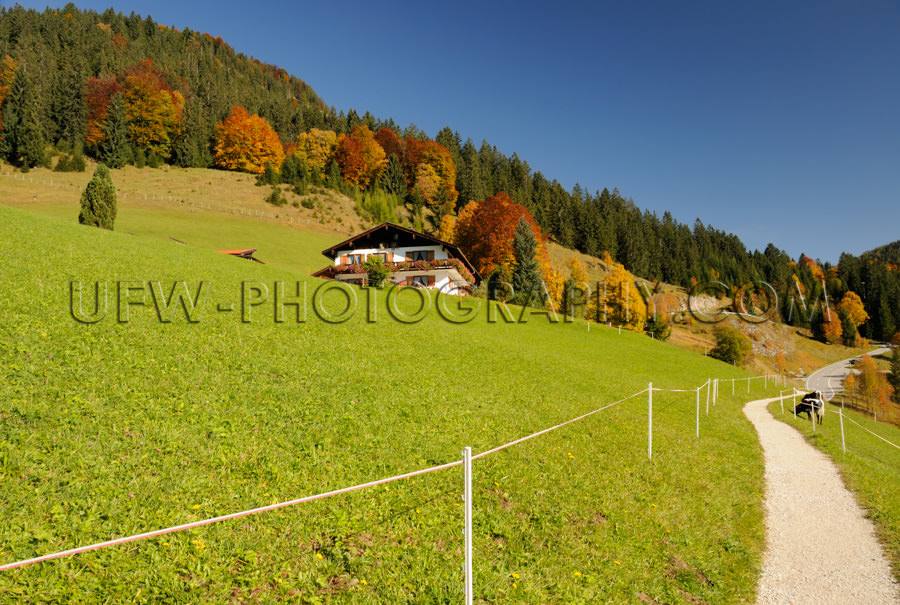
[333,245,447,266]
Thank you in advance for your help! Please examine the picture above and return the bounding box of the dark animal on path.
[794,391,825,423]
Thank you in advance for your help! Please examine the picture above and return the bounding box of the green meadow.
[0,204,776,603]
[768,398,900,581]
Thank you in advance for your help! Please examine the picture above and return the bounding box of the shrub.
[710,325,752,365]
[265,184,286,207]
[78,163,116,230]
[363,255,391,288]
[645,315,671,341]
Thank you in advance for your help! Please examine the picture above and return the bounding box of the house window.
[372,252,389,263]
[411,275,436,287]
[408,249,435,261]
[346,253,364,265]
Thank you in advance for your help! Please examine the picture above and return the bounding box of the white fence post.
[793,390,797,419]
[705,380,710,414]
[648,383,653,460]
[732,378,735,395]
[696,387,700,438]
[747,378,750,394]
[463,446,473,605]
[779,391,785,415]
[839,409,846,453]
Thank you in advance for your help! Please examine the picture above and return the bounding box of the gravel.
[744,397,900,604]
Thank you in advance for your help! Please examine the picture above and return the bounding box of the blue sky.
[10,1,900,263]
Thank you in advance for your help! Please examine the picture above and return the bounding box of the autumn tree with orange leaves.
[334,125,387,189]
[455,192,544,278]
[818,309,843,345]
[213,106,285,174]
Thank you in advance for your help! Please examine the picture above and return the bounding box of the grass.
[766,397,900,582]
[0,204,780,603]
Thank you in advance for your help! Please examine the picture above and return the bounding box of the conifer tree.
[50,55,86,147]
[378,154,405,197]
[840,308,858,347]
[99,94,130,168]
[0,68,46,168]
[78,163,117,230]
[511,217,544,307]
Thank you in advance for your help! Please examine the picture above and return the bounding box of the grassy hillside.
[767,399,900,581]
[0,205,778,603]
[0,162,364,274]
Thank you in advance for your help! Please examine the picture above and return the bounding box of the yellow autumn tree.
[566,255,589,284]
[294,128,337,180]
[213,106,284,174]
[837,291,869,328]
[119,59,185,159]
[587,254,647,331]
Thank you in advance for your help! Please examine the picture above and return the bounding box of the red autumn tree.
[213,106,285,174]
[373,127,404,159]
[454,192,549,279]
[84,74,122,147]
[334,125,387,189]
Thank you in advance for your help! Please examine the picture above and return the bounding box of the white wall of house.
[334,244,447,265]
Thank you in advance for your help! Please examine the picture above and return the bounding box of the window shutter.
[341,255,348,265]
[428,275,435,286]
[427,250,434,261]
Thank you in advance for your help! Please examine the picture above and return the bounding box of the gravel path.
[743,397,900,604]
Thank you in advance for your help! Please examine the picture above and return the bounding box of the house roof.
[217,248,264,263]
[320,222,480,281]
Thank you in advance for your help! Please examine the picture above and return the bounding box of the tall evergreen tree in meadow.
[0,68,46,168]
[78,163,117,230]
[98,94,130,169]
[511,217,544,307]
